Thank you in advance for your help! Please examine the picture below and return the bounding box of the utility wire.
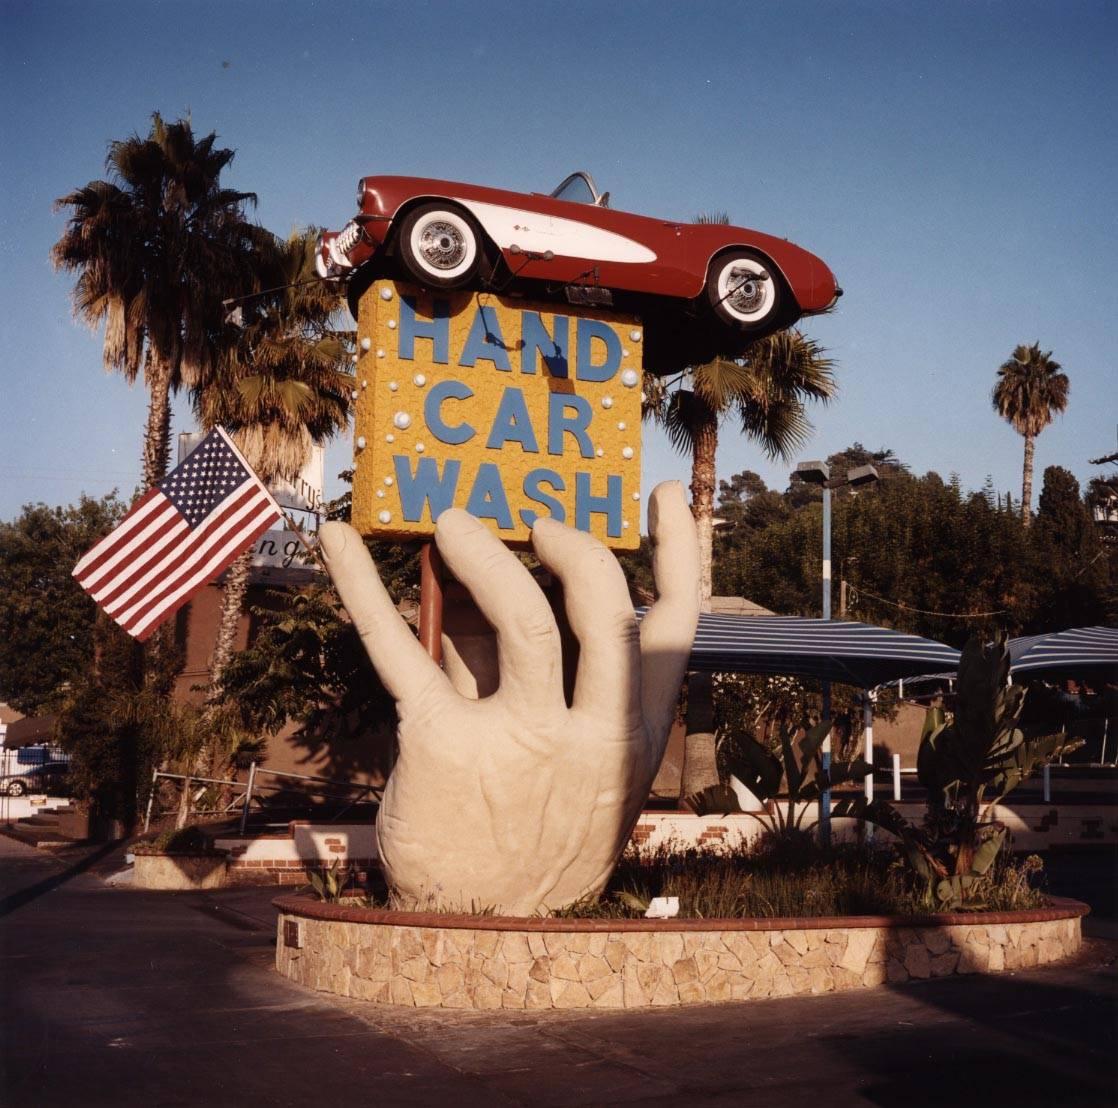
[853,586,1006,619]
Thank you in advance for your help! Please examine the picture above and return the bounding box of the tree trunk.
[209,549,253,700]
[141,351,174,490]
[689,413,719,601]
[680,417,721,804]
[680,671,720,800]
[175,550,252,826]
[1020,432,1035,528]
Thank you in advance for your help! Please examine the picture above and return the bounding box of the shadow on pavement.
[0,840,120,918]
[826,959,1118,1107]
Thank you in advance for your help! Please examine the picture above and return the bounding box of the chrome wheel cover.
[417,220,468,271]
[724,266,768,315]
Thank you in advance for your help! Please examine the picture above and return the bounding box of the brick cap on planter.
[272,894,1089,932]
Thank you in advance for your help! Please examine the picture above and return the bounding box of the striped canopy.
[1007,626,1118,677]
[638,611,962,688]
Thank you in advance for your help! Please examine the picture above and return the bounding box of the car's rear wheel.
[706,250,781,331]
[397,204,483,289]
[6,779,25,797]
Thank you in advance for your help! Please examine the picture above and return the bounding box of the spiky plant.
[836,633,1080,909]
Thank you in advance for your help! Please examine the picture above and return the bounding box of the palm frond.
[691,357,761,410]
[662,390,709,456]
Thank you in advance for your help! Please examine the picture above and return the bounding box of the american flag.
[73,427,283,640]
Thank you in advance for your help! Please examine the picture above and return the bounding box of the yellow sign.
[352,281,643,550]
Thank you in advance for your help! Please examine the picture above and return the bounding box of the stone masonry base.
[273,896,1086,1010]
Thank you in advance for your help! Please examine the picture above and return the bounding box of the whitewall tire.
[398,204,482,289]
[707,251,781,330]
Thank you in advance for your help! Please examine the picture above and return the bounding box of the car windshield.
[549,171,607,206]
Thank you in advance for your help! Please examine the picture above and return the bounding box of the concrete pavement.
[2,835,1116,1107]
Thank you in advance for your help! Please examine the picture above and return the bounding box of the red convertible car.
[317,171,840,364]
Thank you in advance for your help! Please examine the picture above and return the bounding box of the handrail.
[142,763,383,834]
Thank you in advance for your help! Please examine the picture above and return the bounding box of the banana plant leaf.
[684,784,743,817]
[724,737,783,801]
[798,757,872,802]
[986,732,1083,805]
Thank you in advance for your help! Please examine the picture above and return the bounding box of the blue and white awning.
[1007,626,1118,677]
[637,611,962,688]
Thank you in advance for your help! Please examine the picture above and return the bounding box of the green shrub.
[132,826,219,856]
[554,835,1047,920]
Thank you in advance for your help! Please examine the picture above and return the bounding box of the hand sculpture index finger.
[318,522,451,706]
[434,510,566,716]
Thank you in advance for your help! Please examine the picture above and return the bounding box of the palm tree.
[53,113,262,489]
[193,229,352,707]
[991,343,1069,527]
[643,329,835,798]
[645,329,836,598]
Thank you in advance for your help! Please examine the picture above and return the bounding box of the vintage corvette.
[317,171,840,364]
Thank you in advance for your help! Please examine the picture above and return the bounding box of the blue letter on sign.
[575,318,620,382]
[547,394,594,458]
[460,305,512,371]
[520,312,569,378]
[394,455,461,523]
[466,462,513,529]
[486,387,539,453]
[575,472,622,538]
[425,379,476,445]
[520,469,566,528]
[398,296,450,364]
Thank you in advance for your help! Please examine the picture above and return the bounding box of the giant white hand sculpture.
[318,481,700,915]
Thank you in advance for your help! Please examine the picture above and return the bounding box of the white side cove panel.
[455,198,657,263]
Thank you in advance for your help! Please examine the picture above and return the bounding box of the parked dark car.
[0,760,70,797]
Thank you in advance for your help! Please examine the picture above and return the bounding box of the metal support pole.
[419,542,444,664]
[1042,763,1051,804]
[143,767,159,833]
[864,690,876,843]
[239,760,258,836]
[820,682,832,845]
[892,753,902,802]
[822,485,832,622]
[819,485,832,846]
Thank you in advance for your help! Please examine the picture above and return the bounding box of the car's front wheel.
[706,250,781,331]
[397,204,483,289]
[5,779,25,797]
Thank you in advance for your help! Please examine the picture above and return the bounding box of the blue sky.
[2,0,1115,524]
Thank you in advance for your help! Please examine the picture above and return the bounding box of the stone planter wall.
[212,822,379,887]
[273,895,1087,1010]
[133,852,228,890]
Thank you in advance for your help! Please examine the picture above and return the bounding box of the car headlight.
[356,177,367,210]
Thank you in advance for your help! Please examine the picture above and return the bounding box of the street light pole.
[794,461,880,846]
[820,480,833,841]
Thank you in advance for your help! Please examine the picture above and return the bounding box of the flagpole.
[279,509,329,574]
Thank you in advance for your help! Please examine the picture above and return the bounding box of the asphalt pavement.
[1,835,1116,1108]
